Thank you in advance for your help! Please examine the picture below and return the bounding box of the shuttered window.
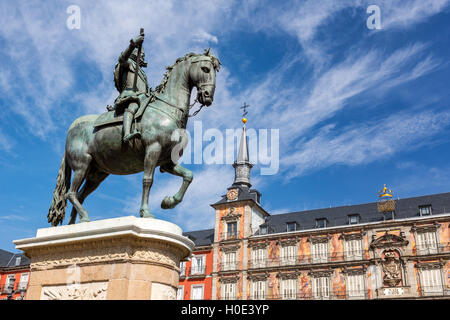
[421,268,443,295]
[312,277,330,299]
[223,251,237,271]
[221,282,237,300]
[280,245,297,265]
[344,239,363,261]
[347,274,365,298]
[191,285,204,300]
[177,286,184,300]
[251,248,266,268]
[251,280,266,299]
[311,242,329,263]
[280,278,297,299]
[416,232,438,254]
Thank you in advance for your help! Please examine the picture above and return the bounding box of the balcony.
[247,290,368,300]
[416,243,450,256]
[220,261,240,272]
[0,284,14,295]
[418,285,449,297]
[190,265,206,276]
[248,250,369,269]
[219,232,243,242]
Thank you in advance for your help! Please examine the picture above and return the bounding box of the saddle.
[93,95,151,128]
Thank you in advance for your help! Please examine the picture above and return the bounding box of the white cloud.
[282,110,450,179]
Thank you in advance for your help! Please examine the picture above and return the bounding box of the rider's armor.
[112,38,149,142]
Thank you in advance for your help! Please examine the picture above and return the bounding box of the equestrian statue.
[47,29,220,226]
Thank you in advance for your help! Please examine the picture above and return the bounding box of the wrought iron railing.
[415,243,450,256]
[248,250,370,269]
[418,285,449,297]
[220,261,240,272]
[219,232,244,241]
[190,265,206,276]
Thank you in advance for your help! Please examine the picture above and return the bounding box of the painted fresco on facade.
[298,272,311,298]
[440,222,449,244]
[298,237,309,263]
[332,268,345,296]
[268,240,277,262]
[330,234,343,262]
[445,260,449,288]
[268,272,278,299]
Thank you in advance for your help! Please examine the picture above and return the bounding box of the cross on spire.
[241,102,250,118]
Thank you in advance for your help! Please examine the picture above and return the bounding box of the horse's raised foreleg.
[140,142,162,218]
[160,163,193,209]
[66,154,92,223]
[68,169,109,224]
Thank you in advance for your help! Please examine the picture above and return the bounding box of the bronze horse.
[47,51,220,226]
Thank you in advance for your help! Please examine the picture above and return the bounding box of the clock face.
[227,189,238,201]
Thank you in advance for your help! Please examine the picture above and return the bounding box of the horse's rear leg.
[160,163,193,209]
[140,142,162,218]
[66,154,92,223]
[68,169,109,225]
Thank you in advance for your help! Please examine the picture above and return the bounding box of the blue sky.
[0,0,450,252]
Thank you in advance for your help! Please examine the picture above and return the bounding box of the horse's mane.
[154,49,221,94]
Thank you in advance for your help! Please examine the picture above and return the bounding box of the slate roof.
[258,192,450,235]
[183,228,215,247]
[185,192,450,246]
[0,249,30,269]
[212,185,261,206]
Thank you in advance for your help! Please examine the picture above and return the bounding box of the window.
[316,218,327,228]
[421,268,443,295]
[286,222,297,232]
[312,276,330,299]
[259,226,267,235]
[419,205,432,216]
[251,280,266,299]
[416,232,438,254]
[251,247,266,268]
[311,242,329,263]
[177,286,184,300]
[348,214,360,225]
[280,278,297,299]
[191,285,204,300]
[191,255,206,275]
[18,273,29,291]
[280,245,297,266]
[221,282,237,300]
[344,239,363,261]
[347,274,365,299]
[180,261,186,277]
[227,222,238,239]
[15,256,21,266]
[383,211,395,220]
[223,251,237,271]
[4,275,15,293]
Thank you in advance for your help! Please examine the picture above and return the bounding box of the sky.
[0,0,449,252]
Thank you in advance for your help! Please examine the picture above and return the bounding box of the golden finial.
[241,102,249,126]
[378,184,393,198]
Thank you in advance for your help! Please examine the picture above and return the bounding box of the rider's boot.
[123,110,141,142]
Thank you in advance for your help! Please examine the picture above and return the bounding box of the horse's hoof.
[140,208,154,218]
[161,196,179,209]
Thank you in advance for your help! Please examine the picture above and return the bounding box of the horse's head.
[189,49,221,106]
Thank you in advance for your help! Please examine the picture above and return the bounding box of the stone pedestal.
[13,216,194,300]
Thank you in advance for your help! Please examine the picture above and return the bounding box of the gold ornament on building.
[377,184,396,213]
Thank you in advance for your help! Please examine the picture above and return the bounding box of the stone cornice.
[340,231,366,241]
[410,222,441,233]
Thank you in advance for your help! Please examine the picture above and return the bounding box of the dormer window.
[383,211,395,220]
[286,222,297,232]
[260,226,268,235]
[316,218,327,228]
[419,205,432,216]
[348,214,360,225]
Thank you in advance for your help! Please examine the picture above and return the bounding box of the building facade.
[0,250,30,300]
[179,123,450,300]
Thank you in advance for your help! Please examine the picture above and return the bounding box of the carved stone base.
[14,216,194,300]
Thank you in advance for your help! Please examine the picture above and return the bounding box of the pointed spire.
[233,118,253,187]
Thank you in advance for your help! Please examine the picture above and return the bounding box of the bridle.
[152,58,216,118]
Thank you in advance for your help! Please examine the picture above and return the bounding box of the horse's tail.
[47,150,71,226]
